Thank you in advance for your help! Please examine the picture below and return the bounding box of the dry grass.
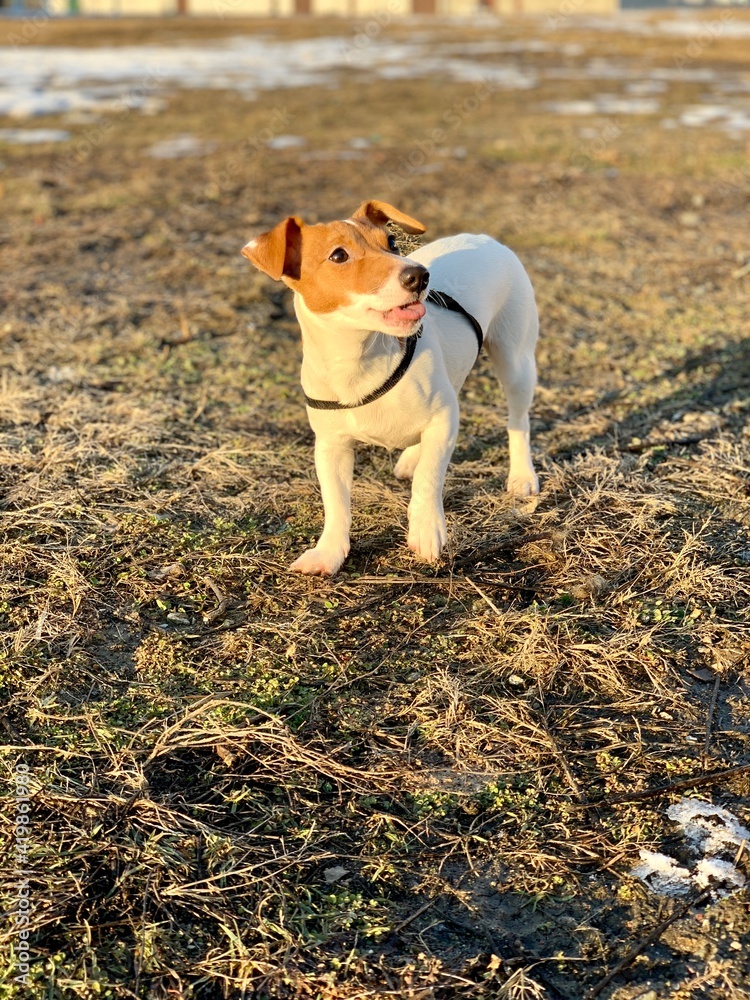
[1,12,749,999]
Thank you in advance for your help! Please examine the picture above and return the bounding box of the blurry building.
[42,0,619,15]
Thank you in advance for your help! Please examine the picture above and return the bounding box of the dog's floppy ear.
[351,200,426,236]
[241,216,303,281]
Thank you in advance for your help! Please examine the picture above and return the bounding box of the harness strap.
[304,327,421,411]
[426,288,484,358]
[303,288,483,411]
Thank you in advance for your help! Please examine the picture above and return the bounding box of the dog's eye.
[328,248,349,263]
[387,233,399,254]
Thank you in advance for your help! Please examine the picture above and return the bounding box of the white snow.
[680,106,750,134]
[631,797,749,901]
[0,35,535,123]
[546,96,660,116]
[0,127,70,144]
[146,134,217,159]
[667,798,750,853]
[265,134,306,150]
[572,14,750,40]
[0,25,747,143]
[680,104,730,126]
[631,850,693,898]
[694,857,746,892]
[625,79,668,96]
[647,17,750,40]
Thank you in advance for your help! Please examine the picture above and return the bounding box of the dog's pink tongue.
[385,301,426,325]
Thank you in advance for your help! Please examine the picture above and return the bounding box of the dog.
[242,199,539,576]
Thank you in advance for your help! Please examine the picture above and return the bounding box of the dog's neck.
[294,293,405,407]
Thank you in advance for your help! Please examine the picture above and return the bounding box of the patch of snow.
[547,99,599,115]
[680,104,750,132]
[147,134,216,159]
[721,111,750,134]
[650,17,750,40]
[694,857,746,892]
[714,80,750,94]
[631,851,693,898]
[266,134,306,150]
[571,15,750,41]
[649,66,718,83]
[0,28,746,141]
[0,127,70,144]
[0,36,538,121]
[598,96,661,115]
[631,797,749,901]
[547,96,659,116]
[667,798,750,853]
[680,104,732,126]
[625,79,668,95]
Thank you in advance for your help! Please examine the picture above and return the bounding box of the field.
[1,10,750,999]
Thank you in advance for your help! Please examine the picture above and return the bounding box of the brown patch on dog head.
[242,203,428,316]
[351,200,427,236]
[288,219,402,314]
[241,216,303,281]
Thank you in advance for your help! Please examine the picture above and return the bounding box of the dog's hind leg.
[394,444,421,481]
[485,336,539,497]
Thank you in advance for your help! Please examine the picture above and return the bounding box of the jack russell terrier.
[242,199,539,576]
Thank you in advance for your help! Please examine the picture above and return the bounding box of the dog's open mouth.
[382,301,426,327]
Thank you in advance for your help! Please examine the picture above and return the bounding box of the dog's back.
[410,233,538,394]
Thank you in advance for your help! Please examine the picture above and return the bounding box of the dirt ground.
[1,11,749,1000]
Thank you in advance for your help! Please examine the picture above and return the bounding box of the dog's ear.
[241,216,303,282]
[351,200,426,235]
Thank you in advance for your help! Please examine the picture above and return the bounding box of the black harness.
[303,289,483,411]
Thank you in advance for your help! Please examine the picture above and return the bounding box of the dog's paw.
[290,546,347,576]
[394,445,421,481]
[407,510,447,563]
[507,471,539,497]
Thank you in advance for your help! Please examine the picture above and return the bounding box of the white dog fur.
[242,200,539,576]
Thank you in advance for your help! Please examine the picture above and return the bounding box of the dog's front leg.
[291,436,354,576]
[407,403,459,563]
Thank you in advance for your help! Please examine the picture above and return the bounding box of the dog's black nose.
[399,264,429,294]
